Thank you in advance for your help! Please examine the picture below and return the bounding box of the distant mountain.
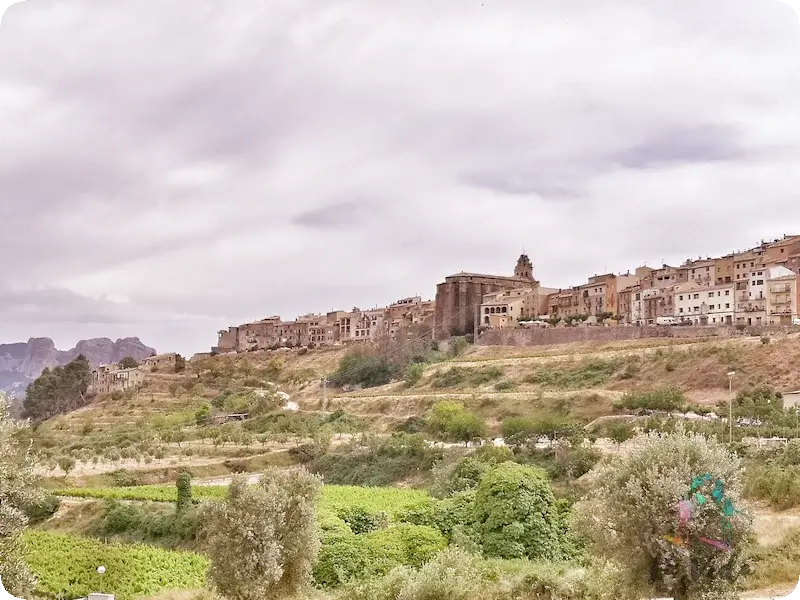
[0,337,157,401]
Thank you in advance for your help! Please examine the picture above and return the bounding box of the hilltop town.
[212,234,800,354]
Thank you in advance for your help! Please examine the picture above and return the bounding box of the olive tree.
[0,393,40,595]
[573,429,753,600]
[200,467,322,600]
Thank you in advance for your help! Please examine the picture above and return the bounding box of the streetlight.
[727,371,736,444]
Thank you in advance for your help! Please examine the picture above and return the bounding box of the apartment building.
[765,266,800,324]
[548,288,581,320]
[674,283,735,325]
[733,251,768,325]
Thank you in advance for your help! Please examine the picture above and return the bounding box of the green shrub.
[404,363,425,386]
[176,471,192,514]
[616,388,686,412]
[426,401,487,444]
[470,366,504,385]
[337,506,388,534]
[397,491,476,541]
[332,352,396,388]
[431,367,468,389]
[22,493,61,524]
[472,462,570,560]
[744,463,800,510]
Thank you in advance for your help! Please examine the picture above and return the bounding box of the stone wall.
[477,325,800,347]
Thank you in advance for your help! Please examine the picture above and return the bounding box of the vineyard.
[24,530,208,600]
[53,483,431,518]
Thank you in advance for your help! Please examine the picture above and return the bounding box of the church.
[433,255,555,340]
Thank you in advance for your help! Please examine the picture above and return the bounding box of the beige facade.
[91,364,145,394]
[674,282,735,325]
[765,267,800,324]
[480,286,554,328]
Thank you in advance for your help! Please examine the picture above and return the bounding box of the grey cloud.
[292,200,378,230]
[613,124,746,169]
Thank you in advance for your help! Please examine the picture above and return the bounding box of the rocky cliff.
[0,337,156,399]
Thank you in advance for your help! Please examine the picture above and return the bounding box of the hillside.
[23,332,800,600]
[30,332,800,483]
[0,336,156,399]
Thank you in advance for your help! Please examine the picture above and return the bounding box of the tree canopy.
[0,393,41,595]
[22,355,92,422]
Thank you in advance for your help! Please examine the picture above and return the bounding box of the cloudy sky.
[1,0,800,356]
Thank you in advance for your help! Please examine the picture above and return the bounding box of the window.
[757,271,763,276]
[694,294,700,299]
[679,295,684,301]
[708,292,714,298]
[757,280,764,285]
[679,308,684,313]
[725,303,730,309]
[725,290,730,296]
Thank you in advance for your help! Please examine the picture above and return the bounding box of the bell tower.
[514,253,534,280]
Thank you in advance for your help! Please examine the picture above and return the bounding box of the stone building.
[480,286,556,329]
[141,352,179,371]
[91,364,145,394]
[433,255,539,340]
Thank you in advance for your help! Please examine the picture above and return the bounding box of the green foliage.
[200,468,322,600]
[524,358,622,389]
[117,356,140,369]
[431,367,468,389]
[616,388,687,412]
[336,546,486,600]
[57,455,76,476]
[364,524,446,568]
[309,433,441,486]
[22,355,92,422]
[314,525,446,588]
[176,471,192,513]
[332,352,395,388]
[53,483,431,520]
[606,421,635,445]
[22,492,61,525]
[195,403,211,426]
[404,363,425,386]
[1,393,41,594]
[24,530,207,600]
[426,401,487,444]
[573,429,753,600]
[336,506,388,534]
[449,336,470,358]
[472,462,573,561]
[744,463,800,510]
[501,416,583,446]
[397,490,476,541]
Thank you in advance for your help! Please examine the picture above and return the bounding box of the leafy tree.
[404,363,425,386]
[0,393,41,595]
[472,462,572,561]
[573,429,753,600]
[57,456,76,478]
[118,356,140,369]
[607,421,635,446]
[331,351,395,388]
[22,355,92,422]
[426,401,487,445]
[200,468,322,600]
[195,403,211,426]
